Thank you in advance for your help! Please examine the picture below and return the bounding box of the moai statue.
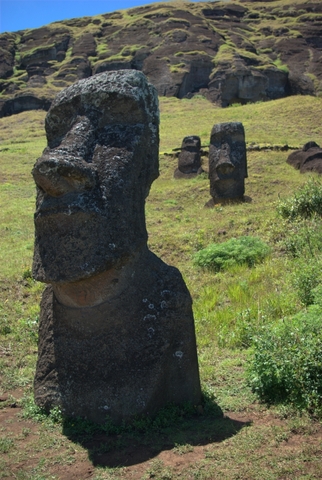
[208,122,247,204]
[174,135,202,178]
[287,141,322,174]
[32,70,201,424]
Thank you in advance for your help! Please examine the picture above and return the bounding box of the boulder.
[286,141,322,173]
[32,70,201,424]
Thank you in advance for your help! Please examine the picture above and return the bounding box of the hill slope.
[0,0,322,117]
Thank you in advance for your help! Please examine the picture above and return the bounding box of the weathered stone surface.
[1,1,322,117]
[208,67,289,107]
[0,94,51,116]
[287,141,322,173]
[208,122,247,202]
[72,33,97,57]
[0,33,16,79]
[32,70,201,424]
[174,135,202,178]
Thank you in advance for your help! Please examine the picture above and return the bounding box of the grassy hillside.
[1,94,322,478]
[1,0,322,116]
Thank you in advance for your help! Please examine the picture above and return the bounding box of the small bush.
[247,307,322,417]
[193,236,270,271]
[277,178,322,220]
[280,217,322,258]
[292,257,322,306]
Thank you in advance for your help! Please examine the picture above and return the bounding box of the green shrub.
[193,236,270,271]
[280,217,322,258]
[277,178,322,220]
[247,307,322,416]
[292,257,322,306]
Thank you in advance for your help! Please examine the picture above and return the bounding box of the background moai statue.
[287,141,322,174]
[32,70,201,424]
[208,122,247,203]
[174,135,202,178]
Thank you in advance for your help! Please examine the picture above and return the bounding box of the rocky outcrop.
[0,1,322,117]
[0,33,16,79]
[0,95,51,116]
[208,67,289,107]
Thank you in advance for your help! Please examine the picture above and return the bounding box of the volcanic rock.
[174,135,202,178]
[287,141,322,173]
[208,122,247,202]
[32,70,201,424]
[0,1,322,117]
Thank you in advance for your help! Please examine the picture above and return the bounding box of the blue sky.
[0,0,177,33]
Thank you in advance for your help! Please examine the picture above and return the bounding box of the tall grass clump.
[193,236,271,272]
[279,217,322,258]
[276,177,322,219]
[247,304,322,417]
[291,257,322,306]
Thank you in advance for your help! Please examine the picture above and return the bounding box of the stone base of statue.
[34,248,201,424]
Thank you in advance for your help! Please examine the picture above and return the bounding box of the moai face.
[32,70,159,284]
[209,122,247,200]
[178,135,201,174]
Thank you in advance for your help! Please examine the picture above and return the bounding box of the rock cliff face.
[1,0,322,117]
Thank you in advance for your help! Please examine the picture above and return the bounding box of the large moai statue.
[174,135,202,178]
[32,70,201,424]
[208,122,247,203]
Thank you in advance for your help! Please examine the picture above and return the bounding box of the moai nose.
[216,144,235,176]
[32,155,97,197]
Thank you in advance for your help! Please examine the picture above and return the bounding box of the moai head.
[208,122,247,200]
[287,141,322,173]
[32,70,159,285]
[177,135,201,175]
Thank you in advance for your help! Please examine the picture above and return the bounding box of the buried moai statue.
[174,135,202,178]
[207,122,247,205]
[32,70,201,424]
[286,141,322,174]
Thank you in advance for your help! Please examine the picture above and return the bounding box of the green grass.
[159,94,322,152]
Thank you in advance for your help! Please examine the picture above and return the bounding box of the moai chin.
[174,135,202,178]
[208,122,247,203]
[32,70,201,424]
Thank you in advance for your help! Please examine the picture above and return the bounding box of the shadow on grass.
[62,397,250,468]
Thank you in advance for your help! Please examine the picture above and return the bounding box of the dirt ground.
[1,395,322,480]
